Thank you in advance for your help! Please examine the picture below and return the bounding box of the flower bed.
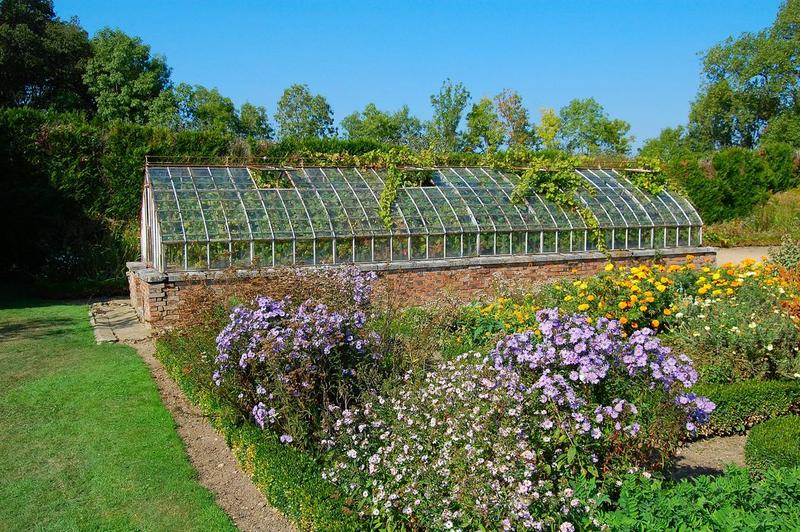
[155,259,800,530]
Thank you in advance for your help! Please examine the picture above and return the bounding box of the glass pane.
[464,233,478,256]
[373,237,390,262]
[355,237,372,262]
[411,236,427,259]
[253,241,273,267]
[209,242,229,269]
[557,231,572,253]
[296,240,314,265]
[528,231,541,254]
[164,243,184,271]
[275,241,293,266]
[231,241,250,267]
[690,227,702,246]
[316,239,334,264]
[428,234,444,259]
[479,233,495,255]
[392,236,408,261]
[187,242,207,270]
[496,232,511,255]
[679,227,690,247]
[542,231,556,252]
[604,230,614,250]
[336,238,354,263]
[445,234,461,258]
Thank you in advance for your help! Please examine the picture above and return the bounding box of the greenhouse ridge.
[141,165,703,272]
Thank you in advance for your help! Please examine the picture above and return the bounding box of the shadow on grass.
[0,316,78,342]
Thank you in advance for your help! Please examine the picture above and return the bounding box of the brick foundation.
[127,247,716,326]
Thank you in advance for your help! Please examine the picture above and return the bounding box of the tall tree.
[689,0,800,148]
[638,126,692,160]
[275,84,335,139]
[0,0,91,110]
[494,89,535,148]
[238,102,273,140]
[464,97,504,153]
[427,79,470,152]
[537,107,561,151]
[174,83,238,133]
[341,103,422,146]
[83,28,171,124]
[558,98,633,155]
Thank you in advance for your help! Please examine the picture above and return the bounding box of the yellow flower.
[587,294,595,302]
[618,301,628,310]
[651,319,660,328]
[639,305,648,312]
[619,316,629,324]
[564,295,574,302]
[663,308,672,316]
[604,263,614,272]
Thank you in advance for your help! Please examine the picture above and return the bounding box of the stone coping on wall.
[127,246,716,283]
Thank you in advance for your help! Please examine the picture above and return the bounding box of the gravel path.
[91,300,295,532]
[715,246,772,265]
[669,435,747,480]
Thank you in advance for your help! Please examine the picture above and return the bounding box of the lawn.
[0,296,235,531]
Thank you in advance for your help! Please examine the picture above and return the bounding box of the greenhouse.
[140,165,703,272]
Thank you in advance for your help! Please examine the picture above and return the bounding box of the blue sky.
[56,0,781,147]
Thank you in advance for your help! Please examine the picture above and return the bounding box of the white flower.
[767,344,774,351]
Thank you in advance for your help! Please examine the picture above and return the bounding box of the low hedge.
[600,466,800,529]
[155,339,360,531]
[693,380,800,437]
[745,416,800,470]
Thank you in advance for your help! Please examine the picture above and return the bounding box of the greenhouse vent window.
[139,164,705,272]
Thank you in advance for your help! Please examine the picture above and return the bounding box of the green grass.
[0,296,235,531]
[705,188,800,247]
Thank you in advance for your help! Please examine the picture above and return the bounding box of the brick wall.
[127,247,716,326]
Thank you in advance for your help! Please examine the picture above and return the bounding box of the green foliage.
[495,89,535,149]
[275,83,336,140]
[638,125,694,162]
[537,107,561,151]
[746,415,800,470]
[705,190,800,247]
[689,0,800,148]
[0,0,91,111]
[599,466,800,530]
[665,147,774,224]
[427,78,470,152]
[340,103,423,147]
[692,380,800,436]
[464,96,504,153]
[84,27,172,125]
[0,107,231,287]
[558,97,633,155]
[238,102,273,140]
[155,336,362,531]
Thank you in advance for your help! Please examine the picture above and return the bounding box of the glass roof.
[143,165,703,271]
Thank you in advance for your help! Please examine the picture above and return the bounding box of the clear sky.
[56,0,781,147]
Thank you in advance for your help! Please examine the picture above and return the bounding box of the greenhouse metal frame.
[141,165,703,272]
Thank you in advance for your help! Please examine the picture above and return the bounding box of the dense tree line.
[0,0,635,155]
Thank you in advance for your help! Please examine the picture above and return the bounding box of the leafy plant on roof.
[500,154,608,252]
[624,156,668,196]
